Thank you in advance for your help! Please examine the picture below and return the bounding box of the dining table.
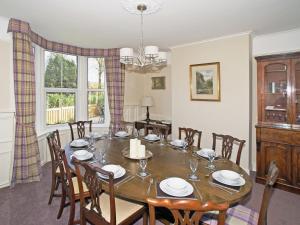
[65,137,252,206]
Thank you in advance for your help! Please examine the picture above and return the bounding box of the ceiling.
[0,0,300,49]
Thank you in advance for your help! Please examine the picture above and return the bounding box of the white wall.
[171,34,251,171]
[251,28,300,171]
[0,16,14,188]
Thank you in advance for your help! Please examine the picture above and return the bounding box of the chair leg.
[48,173,56,205]
[68,199,76,225]
[55,175,60,190]
[143,211,148,225]
[57,188,66,219]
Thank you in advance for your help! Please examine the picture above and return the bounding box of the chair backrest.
[73,159,116,225]
[51,141,76,204]
[212,133,246,165]
[145,123,169,139]
[46,130,61,174]
[178,127,202,149]
[258,161,279,225]
[147,198,229,225]
[116,121,135,135]
[68,120,92,141]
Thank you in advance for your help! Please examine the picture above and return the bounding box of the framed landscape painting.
[152,76,166,90]
[189,62,220,101]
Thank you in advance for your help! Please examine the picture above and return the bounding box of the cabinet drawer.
[260,128,291,144]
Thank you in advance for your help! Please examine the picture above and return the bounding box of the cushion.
[86,193,144,224]
[201,205,259,225]
[72,177,89,194]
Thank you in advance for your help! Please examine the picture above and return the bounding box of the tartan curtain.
[11,32,41,184]
[105,58,125,132]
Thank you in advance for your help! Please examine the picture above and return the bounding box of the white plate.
[212,170,245,187]
[115,131,129,137]
[170,139,186,147]
[160,177,194,197]
[144,134,160,141]
[72,150,93,161]
[85,132,102,139]
[219,170,240,181]
[70,139,89,148]
[98,164,126,179]
[196,148,215,158]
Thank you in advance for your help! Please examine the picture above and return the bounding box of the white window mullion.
[77,56,88,121]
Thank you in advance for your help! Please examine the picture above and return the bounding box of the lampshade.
[158,51,167,62]
[141,96,154,107]
[145,46,159,57]
[120,48,133,59]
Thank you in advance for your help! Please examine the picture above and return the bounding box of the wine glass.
[207,151,216,170]
[99,137,108,164]
[139,159,148,177]
[159,133,165,146]
[89,133,96,152]
[108,127,113,140]
[189,158,199,180]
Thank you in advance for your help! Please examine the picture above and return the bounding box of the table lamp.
[141,96,154,123]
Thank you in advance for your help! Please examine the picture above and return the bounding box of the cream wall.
[124,65,172,121]
[0,16,14,188]
[171,34,251,171]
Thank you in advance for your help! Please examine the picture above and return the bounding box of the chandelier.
[120,0,167,69]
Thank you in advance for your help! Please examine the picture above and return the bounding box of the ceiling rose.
[120,0,163,15]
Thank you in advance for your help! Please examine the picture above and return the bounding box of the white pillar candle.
[139,145,146,158]
[130,139,137,158]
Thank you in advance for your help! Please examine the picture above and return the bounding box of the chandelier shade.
[120,0,167,70]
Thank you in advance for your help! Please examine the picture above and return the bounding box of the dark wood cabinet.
[256,52,300,194]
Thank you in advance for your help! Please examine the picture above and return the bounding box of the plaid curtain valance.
[7,18,120,57]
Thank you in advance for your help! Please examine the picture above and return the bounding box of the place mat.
[212,178,241,191]
[98,172,132,185]
[156,182,196,200]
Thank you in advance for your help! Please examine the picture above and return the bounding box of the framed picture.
[152,76,166,90]
[189,62,220,101]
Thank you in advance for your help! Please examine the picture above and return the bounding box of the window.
[87,58,106,123]
[44,51,78,125]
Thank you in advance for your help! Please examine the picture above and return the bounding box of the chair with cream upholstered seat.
[47,130,62,205]
[147,197,229,225]
[68,120,92,141]
[51,141,90,225]
[73,159,147,225]
[201,161,279,225]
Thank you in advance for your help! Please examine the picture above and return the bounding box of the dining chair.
[52,142,90,225]
[212,133,246,165]
[116,120,135,136]
[178,127,202,148]
[147,198,229,225]
[201,161,279,225]
[46,130,62,205]
[68,120,92,141]
[145,123,169,140]
[73,159,148,225]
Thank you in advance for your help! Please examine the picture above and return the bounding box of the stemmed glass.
[139,159,148,177]
[99,137,108,164]
[108,127,113,140]
[189,158,199,180]
[159,133,165,146]
[88,133,96,152]
[207,151,216,170]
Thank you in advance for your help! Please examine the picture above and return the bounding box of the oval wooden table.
[66,138,252,206]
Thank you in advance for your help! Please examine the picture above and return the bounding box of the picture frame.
[189,62,220,101]
[151,76,166,90]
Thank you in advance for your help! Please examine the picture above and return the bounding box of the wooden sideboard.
[256,52,300,194]
[135,120,172,135]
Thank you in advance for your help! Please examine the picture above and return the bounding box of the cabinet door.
[291,58,300,124]
[260,142,292,184]
[292,147,300,187]
[260,60,291,123]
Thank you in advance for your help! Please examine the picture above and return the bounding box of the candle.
[139,145,146,158]
[130,139,137,158]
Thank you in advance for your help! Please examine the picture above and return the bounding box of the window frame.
[87,57,106,124]
[35,45,110,135]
